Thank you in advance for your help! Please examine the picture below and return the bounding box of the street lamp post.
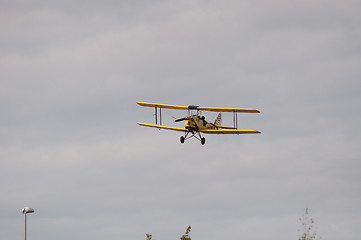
[22,207,34,240]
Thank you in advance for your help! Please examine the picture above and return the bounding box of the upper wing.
[197,107,260,113]
[137,102,260,113]
[137,122,187,132]
[200,129,261,134]
[137,102,189,110]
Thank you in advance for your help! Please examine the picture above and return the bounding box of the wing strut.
[155,106,157,124]
[233,111,238,129]
[154,106,162,126]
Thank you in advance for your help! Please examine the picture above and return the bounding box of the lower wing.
[137,123,188,132]
[200,129,261,134]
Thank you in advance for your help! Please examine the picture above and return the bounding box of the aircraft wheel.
[180,136,185,144]
[201,137,206,145]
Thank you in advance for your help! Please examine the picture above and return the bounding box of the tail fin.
[214,112,237,129]
[214,113,222,126]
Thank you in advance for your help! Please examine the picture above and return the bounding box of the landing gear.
[180,131,206,145]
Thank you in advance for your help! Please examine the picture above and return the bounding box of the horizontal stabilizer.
[215,125,237,129]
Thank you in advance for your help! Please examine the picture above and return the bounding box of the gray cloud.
[1,1,361,240]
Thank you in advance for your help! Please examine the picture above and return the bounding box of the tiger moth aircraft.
[137,102,261,145]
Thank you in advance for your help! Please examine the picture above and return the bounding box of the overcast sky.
[1,1,361,240]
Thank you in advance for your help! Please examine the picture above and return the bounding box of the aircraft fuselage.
[185,115,217,132]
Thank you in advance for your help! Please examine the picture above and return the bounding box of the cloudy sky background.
[1,0,361,240]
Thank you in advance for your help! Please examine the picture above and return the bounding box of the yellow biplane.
[137,102,261,145]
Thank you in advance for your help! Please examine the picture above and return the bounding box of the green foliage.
[145,226,191,240]
[146,234,152,240]
[179,226,191,240]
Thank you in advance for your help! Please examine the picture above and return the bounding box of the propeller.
[174,117,188,122]
[174,115,199,122]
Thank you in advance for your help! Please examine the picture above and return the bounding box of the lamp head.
[22,207,35,214]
